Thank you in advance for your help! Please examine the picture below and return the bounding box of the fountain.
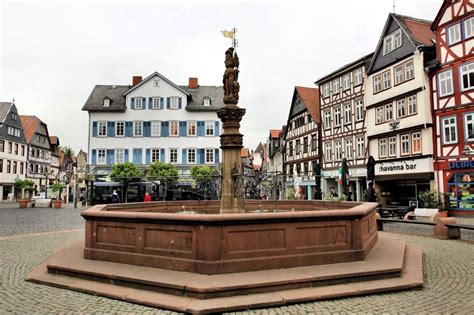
[27,47,423,314]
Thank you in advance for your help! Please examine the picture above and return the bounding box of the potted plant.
[51,183,66,208]
[14,179,34,208]
[418,190,445,217]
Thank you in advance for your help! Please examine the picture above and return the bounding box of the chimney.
[132,76,142,86]
[189,77,199,89]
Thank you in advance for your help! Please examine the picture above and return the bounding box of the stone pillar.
[218,105,246,213]
[307,185,312,200]
[356,178,361,202]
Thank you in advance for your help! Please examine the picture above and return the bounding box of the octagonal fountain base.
[27,200,423,313]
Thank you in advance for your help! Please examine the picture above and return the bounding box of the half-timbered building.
[283,86,321,200]
[315,53,373,201]
[365,13,437,206]
[430,0,474,212]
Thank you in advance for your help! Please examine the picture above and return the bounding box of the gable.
[0,104,26,143]
[289,93,307,118]
[124,72,189,97]
[126,74,188,99]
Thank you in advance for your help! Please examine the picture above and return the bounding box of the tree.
[14,179,34,199]
[61,146,75,158]
[50,183,66,200]
[146,162,178,200]
[190,166,219,200]
[110,162,144,202]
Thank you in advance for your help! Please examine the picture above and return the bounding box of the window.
[334,107,341,127]
[379,138,387,158]
[135,97,143,109]
[394,29,402,48]
[133,121,143,136]
[442,116,457,144]
[311,134,317,151]
[151,149,160,163]
[373,75,382,93]
[295,139,301,155]
[116,149,124,163]
[332,78,340,94]
[98,121,107,137]
[322,83,330,98]
[397,99,406,118]
[405,60,414,80]
[205,148,214,163]
[19,162,23,175]
[289,141,293,156]
[170,97,179,109]
[188,148,196,163]
[376,106,384,124]
[400,134,410,156]
[345,138,353,159]
[103,98,110,107]
[14,144,18,155]
[203,98,211,106]
[97,149,106,164]
[460,63,474,91]
[343,74,350,91]
[388,137,397,157]
[385,103,393,121]
[153,79,160,87]
[114,121,124,137]
[170,148,178,163]
[188,121,196,136]
[383,29,402,55]
[412,132,422,154]
[448,23,461,45]
[324,110,331,129]
[151,121,161,137]
[7,161,11,173]
[21,145,25,156]
[344,103,351,124]
[356,136,364,157]
[152,97,160,109]
[303,137,308,154]
[0,160,3,172]
[325,142,332,161]
[438,70,454,97]
[8,142,12,154]
[11,113,17,120]
[354,68,362,86]
[0,140,3,152]
[465,113,474,141]
[355,99,364,121]
[465,17,474,39]
[407,95,417,115]
[13,161,17,174]
[205,121,214,136]
[383,70,391,89]
[394,65,404,85]
[335,141,342,160]
[383,34,393,55]
[170,121,178,136]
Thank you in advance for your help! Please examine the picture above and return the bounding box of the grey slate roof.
[0,102,12,121]
[179,86,225,112]
[82,85,129,112]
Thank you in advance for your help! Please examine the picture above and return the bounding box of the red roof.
[241,147,250,158]
[19,115,41,143]
[396,15,434,46]
[270,129,281,138]
[49,136,59,145]
[295,86,320,123]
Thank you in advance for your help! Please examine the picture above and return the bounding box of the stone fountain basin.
[81,200,378,275]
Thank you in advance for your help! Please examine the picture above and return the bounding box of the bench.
[33,198,52,208]
[444,223,474,240]
[404,208,438,221]
[378,206,409,219]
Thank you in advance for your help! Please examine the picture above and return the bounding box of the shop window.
[447,172,474,210]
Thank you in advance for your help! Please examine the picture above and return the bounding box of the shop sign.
[449,160,474,169]
[375,158,433,175]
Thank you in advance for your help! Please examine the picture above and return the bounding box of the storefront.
[374,157,434,206]
[436,160,474,212]
[322,167,367,201]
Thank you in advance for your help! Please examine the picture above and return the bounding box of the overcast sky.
[1,0,441,154]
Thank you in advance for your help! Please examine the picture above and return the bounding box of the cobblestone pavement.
[1,230,474,314]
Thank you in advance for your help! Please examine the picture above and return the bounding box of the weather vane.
[221,27,238,49]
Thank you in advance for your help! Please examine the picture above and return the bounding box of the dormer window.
[103,97,110,107]
[383,28,402,55]
[153,79,160,87]
[203,97,211,106]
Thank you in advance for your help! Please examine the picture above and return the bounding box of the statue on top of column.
[223,47,240,104]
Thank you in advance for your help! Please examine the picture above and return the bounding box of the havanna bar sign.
[375,158,433,175]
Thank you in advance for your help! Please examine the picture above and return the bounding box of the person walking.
[144,192,152,202]
[111,190,120,203]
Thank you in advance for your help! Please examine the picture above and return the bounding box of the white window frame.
[322,83,330,98]
[448,23,462,45]
[376,106,384,124]
[373,75,382,93]
[205,148,214,164]
[393,28,402,48]
[383,70,391,90]
[460,63,474,92]
[342,73,350,91]
[465,17,474,39]
[388,137,397,157]
[438,70,454,97]
[133,121,143,137]
[151,120,161,137]
[404,60,414,81]
[170,97,179,109]
[187,148,196,164]
[442,116,458,144]
[116,121,125,137]
[335,141,342,161]
[383,34,393,55]
[345,138,353,159]
[344,103,351,124]
[169,148,178,164]
[115,149,124,164]
[385,103,393,121]
[356,136,364,158]
[400,134,410,156]
[325,142,332,162]
[464,113,474,142]
[334,107,341,127]
[394,64,404,85]
[324,110,331,129]
[411,132,422,154]
[407,95,417,115]
[397,99,406,118]
[170,120,179,136]
[205,121,214,136]
[355,99,364,121]
[354,68,362,86]
[203,98,211,106]
[98,121,107,137]
[188,121,196,136]
[97,149,106,165]
[151,148,160,163]
[135,97,143,110]
[152,97,160,109]
[379,138,387,158]
[332,78,340,94]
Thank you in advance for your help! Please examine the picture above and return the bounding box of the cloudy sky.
[1,0,441,154]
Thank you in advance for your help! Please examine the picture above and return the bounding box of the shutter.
[160,97,164,109]
[161,121,169,137]
[182,149,187,165]
[124,149,129,162]
[142,97,146,110]
[131,97,135,109]
[137,149,143,164]
[179,121,187,137]
[198,149,205,164]
[197,121,204,136]
[160,148,165,162]
[146,149,151,164]
[133,148,142,164]
[215,148,220,163]
[215,121,220,136]
[148,97,153,109]
[178,97,182,109]
[106,149,114,164]
[92,122,97,137]
[107,122,115,137]
[125,121,133,137]
[144,121,151,137]
[167,97,171,109]
[91,149,97,165]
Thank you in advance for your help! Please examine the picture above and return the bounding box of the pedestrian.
[111,190,120,203]
[366,181,377,202]
[144,192,152,202]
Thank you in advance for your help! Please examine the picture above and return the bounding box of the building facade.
[83,73,223,178]
[283,86,321,200]
[0,102,28,201]
[316,53,373,201]
[267,129,284,174]
[430,0,474,212]
[365,14,437,206]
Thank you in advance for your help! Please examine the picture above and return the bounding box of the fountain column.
[218,47,246,213]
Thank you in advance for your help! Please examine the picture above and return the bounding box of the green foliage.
[323,193,348,202]
[61,146,75,157]
[51,183,65,193]
[286,189,294,200]
[418,190,440,209]
[110,162,144,182]
[146,162,178,182]
[190,166,218,182]
[14,179,35,199]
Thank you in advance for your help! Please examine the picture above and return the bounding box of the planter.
[438,211,448,218]
[52,199,63,209]
[18,198,29,208]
